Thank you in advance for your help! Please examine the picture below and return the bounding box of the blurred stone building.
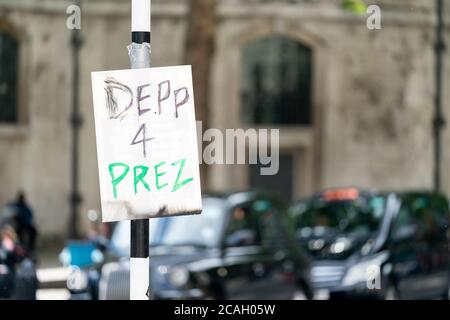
[0,0,449,239]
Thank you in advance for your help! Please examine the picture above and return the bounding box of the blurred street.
[1,0,450,301]
[36,288,69,301]
[35,247,69,300]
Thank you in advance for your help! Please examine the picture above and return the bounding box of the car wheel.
[293,279,314,300]
[204,283,225,300]
[441,277,450,300]
[384,282,399,300]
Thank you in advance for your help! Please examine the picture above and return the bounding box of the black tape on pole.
[131,219,149,258]
[132,32,151,44]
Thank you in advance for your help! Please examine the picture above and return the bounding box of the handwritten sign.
[91,66,201,222]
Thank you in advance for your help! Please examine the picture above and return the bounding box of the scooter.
[59,211,108,300]
[59,240,105,300]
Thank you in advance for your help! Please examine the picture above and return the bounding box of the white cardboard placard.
[91,66,201,222]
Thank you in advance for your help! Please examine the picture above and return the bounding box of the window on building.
[0,29,19,124]
[249,153,293,201]
[241,37,312,125]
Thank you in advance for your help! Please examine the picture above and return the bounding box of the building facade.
[0,0,449,239]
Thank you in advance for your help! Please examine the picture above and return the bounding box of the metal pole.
[69,0,83,239]
[129,0,151,300]
[433,0,446,191]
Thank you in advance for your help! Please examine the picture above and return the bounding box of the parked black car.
[64,191,313,300]
[290,188,450,299]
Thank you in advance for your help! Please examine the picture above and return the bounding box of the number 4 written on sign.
[131,123,154,158]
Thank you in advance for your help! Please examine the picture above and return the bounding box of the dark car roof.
[290,189,449,213]
[291,187,383,205]
[393,190,445,197]
[378,190,448,202]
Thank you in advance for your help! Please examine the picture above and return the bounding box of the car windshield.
[110,197,226,255]
[295,195,386,237]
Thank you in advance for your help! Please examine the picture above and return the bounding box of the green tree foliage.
[341,0,367,14]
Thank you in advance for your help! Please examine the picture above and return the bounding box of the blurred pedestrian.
[6,192,38,255]
[0,225,27,265]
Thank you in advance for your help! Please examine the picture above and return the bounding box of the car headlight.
[59,248,71,266]
[67,266,89,291]
[0,264,10,275]
[167,266,189,288]
[329,237,351,254]
[341,252,388,287]
[91,249,104,264]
